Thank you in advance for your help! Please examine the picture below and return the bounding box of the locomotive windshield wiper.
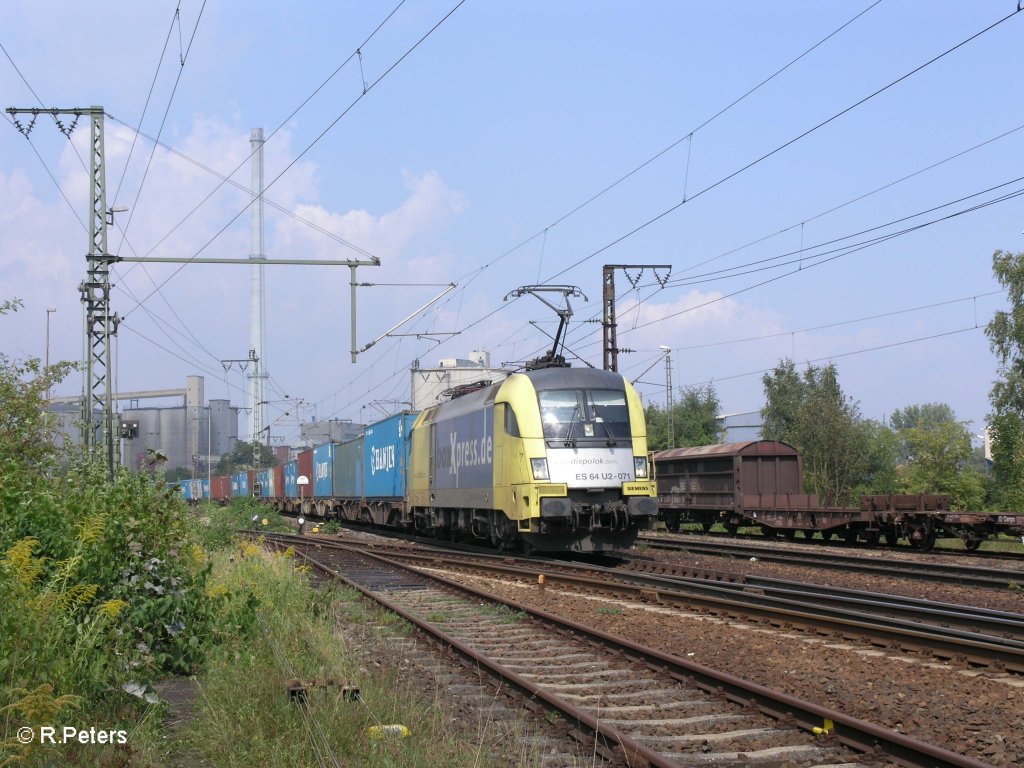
[563,405,580,447]
[592,408,617,446]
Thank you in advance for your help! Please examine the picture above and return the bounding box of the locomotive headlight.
[634,456,648,479]
[530,457,550,481]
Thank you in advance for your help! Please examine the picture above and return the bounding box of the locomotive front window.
[538,388,630,441]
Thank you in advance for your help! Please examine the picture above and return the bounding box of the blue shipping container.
[363,412,418,498]
[313,444,335,498]
[284,460,298,499]
[333,437,363,498]
[232,471,249,498]
[255,468,273,498]
[201,478,211,500]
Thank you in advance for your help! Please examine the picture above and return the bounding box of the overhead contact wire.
[543,6,1023,284]
[451,0,882,290]
[122,0,466,320]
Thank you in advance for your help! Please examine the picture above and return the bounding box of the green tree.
[761,360,868,506]
[0,299,77,471]
[890,402,956,431]
[645,383,724,450]
[1,297,216,715]
[675,384,725,446]
[853,419,900,497]
[889,402,957,463]
[986,249,1024,510]
[214,439,277,474]
[896,418,985,510]
[164,466,194,482]
[886,402,986,510]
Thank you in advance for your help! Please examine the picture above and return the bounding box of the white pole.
[249,128,267,445]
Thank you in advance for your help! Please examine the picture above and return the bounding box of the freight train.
[173,367,659,552]
[652,441,1024,550]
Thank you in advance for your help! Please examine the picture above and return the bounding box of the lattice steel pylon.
[7,106,118,476]
[601,264,672,372]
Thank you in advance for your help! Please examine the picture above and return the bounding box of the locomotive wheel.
[490,513,518,551]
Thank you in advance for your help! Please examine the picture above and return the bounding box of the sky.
[2,1,1023,449]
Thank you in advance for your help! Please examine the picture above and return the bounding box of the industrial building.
[299,419,364,448]
[410,350,509,410]
[120,376,239,474]
[49,375,240,474]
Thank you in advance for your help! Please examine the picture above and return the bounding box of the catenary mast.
[249,128,268,450]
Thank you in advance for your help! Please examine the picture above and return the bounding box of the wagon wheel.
[724,521,739,537]
[908,524,937,551]
[958,532,983,548]
[700,520,714,534]
[782,529,797,540]
[820,530,833,542]
[761,526,778,539]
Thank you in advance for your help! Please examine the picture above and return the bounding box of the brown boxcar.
[652,441,817,532]
[273,464,286,499]
[211,475,232,502]
[297,449,314,507]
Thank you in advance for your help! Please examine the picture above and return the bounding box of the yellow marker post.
[367,724,411,739]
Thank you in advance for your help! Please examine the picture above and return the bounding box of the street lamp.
[659,345,673,448]
[45,307,56,408]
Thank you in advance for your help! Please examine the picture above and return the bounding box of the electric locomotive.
[409,366,658,552]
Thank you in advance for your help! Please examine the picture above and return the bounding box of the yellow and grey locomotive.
[409,366,657,552]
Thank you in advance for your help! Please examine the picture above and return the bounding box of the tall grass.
[185,545,526,768]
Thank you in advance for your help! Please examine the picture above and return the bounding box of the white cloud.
[277,169,466,267]
[1,116,470,419]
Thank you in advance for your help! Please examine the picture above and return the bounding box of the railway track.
[266,531,1024,660]
[637,535,1024,589]
[252,531,1002,767]
[335,538,1024,675]
[674,527,1024,559]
